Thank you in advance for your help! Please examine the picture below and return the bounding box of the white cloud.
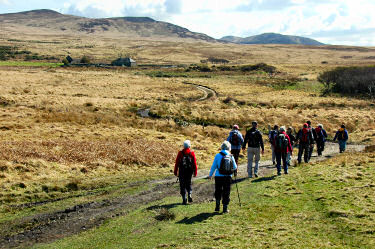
[0,0,10,5]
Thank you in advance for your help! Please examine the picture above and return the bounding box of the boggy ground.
[0,143,365,248]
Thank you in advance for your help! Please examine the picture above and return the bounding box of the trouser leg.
[276,152,282,174]
[287,152,291,165]
[254,147,260,175]
[214,177,223,202]
[309,144,314,159]
[298,144,303,163]
[180,174,192,198]
[304,144,310,163]
[282,152,288,173]
[271,145,276,163]
[221,177,232,205]
[247,148,254,177]
[231,149,240,165]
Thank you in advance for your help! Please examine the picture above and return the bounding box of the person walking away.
[333,124,349,153]
[315,124,328,156]
[174,140,198,205]
[268,125,279,165]
[208,141,237,213]
[306,121,317,160]
[286,127,296,166]
[227,124,244,165]
[296,123,314,164]
[242,121,264,178]
[274,126,293,175]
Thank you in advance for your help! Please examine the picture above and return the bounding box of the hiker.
[226,124,244,165]
[174,140,198,205]
[286,127,296,166]
[208,141,237,213]
[315,124,328,156]
[306,121,317,160]
[274,126,293,175]
[333,124,349,153]
[242,121,264,178]
[268,125,279,165]
[296,123,314,164]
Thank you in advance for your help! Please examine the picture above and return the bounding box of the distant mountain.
[0,9,216,42]
[221,33,324,45]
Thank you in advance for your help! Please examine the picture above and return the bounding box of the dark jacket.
[315,127,328,142]
[287,132,296,146]
[174,148,198,177]
[296,128,314,145]
[274,131,293,153]
[242,127,264,150]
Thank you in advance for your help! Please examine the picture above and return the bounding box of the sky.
[0,0,375,46]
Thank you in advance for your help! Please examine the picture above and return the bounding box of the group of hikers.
[174,121,349,213]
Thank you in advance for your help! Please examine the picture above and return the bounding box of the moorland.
[0,9,375,249]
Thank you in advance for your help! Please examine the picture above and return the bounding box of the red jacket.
[273,131,293,153]
[174,148,198,177]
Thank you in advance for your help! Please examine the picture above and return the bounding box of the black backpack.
[180,152,193,171]
[218,152,235,175]
[230,132,240,146]
[275,133,289,150]
[248,130,258,147]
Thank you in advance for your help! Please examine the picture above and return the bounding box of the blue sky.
[1,0,375,46]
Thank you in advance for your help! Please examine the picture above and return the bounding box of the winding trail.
[0,143,365,248]
[182,82,217,101]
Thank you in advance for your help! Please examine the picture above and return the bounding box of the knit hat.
[279,126,286,132]
[317,124,323,128]
[183,140,191,149]
[221,141,231,151]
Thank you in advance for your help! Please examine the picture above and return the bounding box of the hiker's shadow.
[146,203,180,211]
[177,212,219,224]
[251,175,276,183]
[232,177,247,184]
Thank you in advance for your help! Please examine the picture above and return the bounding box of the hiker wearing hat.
[268,125,279,165]
[296,123,314,164]
[242,121,264,178]
[306,121,317,160]
[315,124,328,156]
[274,126,293,175]
[174,140,198,205]
[227,124,244,165]
[208,141,237,213]
[333,124,349,153]
[286,127,296,166]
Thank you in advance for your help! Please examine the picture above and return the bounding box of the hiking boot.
[223,205,229,213]
[277,172,281,176]
[273,161,276,165]
[254,173,258,178]
[248,175,253,178]
[182,197,187,205]
[188,194,193,203]
[284,171,288,174]
[215,200,220,212]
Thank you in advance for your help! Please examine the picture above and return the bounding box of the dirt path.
[0,143,365,248]
[182,82,217,101]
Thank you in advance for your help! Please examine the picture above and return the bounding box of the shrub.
[62,58,69,65]
[318,66,375,98]
[240,63,276,74]
[80,56,91,64]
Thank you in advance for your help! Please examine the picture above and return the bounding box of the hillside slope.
[221,32,324,45]
[0,9,216,42]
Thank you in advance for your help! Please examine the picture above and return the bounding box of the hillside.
[221,32,324,45]
[0,9,216,42]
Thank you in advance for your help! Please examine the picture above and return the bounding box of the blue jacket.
[333,129,349,142]
[209,150,238,177]
[227,130,244,150]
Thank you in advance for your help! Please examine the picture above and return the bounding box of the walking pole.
[234,175,242,207]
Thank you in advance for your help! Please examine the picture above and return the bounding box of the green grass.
[0,61,63,67]
[33,152,375,249]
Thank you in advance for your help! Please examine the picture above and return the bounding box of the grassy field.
[0,33,375,247]
[33,151,375,249]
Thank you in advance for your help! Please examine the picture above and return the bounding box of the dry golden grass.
[1,33,375,204]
